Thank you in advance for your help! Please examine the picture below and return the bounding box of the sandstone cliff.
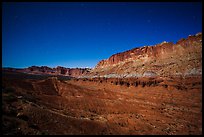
[3,32,201,78]
[19,66,91,78]
[82,32,202,78]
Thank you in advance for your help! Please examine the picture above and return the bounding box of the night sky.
[2,2,202,68]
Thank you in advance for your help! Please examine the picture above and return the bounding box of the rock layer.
[4,66,91,78]
[3,32,202,79]
[83,32,202,78]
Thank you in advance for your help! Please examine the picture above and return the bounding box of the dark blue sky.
[2,2,202,68]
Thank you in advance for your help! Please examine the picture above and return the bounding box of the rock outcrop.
[3,32,202,79]
[7,66,91,78]
[82,32,202,78]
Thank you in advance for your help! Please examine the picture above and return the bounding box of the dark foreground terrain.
[2,71,202,135]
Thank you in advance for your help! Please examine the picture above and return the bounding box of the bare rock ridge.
[3,32,201,78]
[4,66,91,78]
[82,32,202,78]
[26,66,91,77]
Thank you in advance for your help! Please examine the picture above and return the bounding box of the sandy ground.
[2,72,202,135]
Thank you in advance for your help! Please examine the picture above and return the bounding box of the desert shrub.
[126,82,130,87]
[150,81,155,86]
[134,81,138,87]
[141,82,146,87]
[113,81,118,85]
[119,81,124,86]
[146,81,150,87]
[147,81,154,87]
[162,84,168,88]
[103,77,107,80]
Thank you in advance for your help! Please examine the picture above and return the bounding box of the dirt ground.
[2,71,202,135]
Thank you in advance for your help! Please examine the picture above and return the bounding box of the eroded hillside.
[2,71,202,135]
[82,32,202,78]
[2,32,202,135]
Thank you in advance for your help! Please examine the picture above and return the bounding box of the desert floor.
[2,71,202,135]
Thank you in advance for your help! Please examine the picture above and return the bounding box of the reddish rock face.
[95,42,177,68]
[89,32,202,78]
[3,32,201,79]
[16,66,91,78]
[67,68,90,77]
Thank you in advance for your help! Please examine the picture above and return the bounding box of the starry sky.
[2,2,202,68]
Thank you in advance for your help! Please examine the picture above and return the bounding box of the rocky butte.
[81,32,202,78]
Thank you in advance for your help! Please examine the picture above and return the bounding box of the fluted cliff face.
[4,32,202,78]
[83,32,202,78]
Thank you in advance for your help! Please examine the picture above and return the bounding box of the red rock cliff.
[86,32,202,78]
[25,66,91,77]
